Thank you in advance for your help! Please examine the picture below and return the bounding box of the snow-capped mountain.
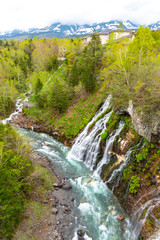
[148,21,160,30]
[0,20,159,40]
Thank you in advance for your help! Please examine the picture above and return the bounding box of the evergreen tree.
[46,54,59,72]
[80,30,102,92]
[35,78,43,94]
[48,78,69,112]
[69,59,81,87]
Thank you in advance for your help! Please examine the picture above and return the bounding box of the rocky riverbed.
[13,150,76,240]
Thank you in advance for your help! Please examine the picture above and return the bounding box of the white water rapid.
[5,94,160,240]
[16,96,134,240]
[19,128,133,240]
[2,92,160,240]
[2,98,24,124]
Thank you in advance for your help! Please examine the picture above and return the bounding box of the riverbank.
[11,105,160,240]
[13,150,74,240]
[11,111,73,146]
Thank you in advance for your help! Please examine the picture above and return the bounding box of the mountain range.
[0,20,160,40]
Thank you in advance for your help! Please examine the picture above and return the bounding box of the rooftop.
[99,29,133,35]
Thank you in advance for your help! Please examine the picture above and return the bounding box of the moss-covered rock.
[100,153,118,181]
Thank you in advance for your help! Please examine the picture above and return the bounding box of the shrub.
[0,96,14,117]
[101,129,109,140]
[0,123,33,239]
[136,153,144,163]
[129,176,141,194]
[48,78,70,112]
[150,143,155,149]
[123,169,131,180]
[157,147,160,154]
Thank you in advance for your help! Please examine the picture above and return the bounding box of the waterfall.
[106,148,132,190]
[2,98,24,124]
[130,189,160,240]
[106,139,143,191]
[94,121,125,177]
[131,198,160,240]
[69,95,126,180]
[68,95,112,170]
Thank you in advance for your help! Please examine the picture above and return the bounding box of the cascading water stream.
[106,148,132,190]
[94,121,125,177]
[13,96,135,240]
[106,138,144,191]
[69,95,112,169]
[129,187,160,240]
[19,128,133,240]
[2,92,160,239]
[130,197,160,240]
[2,98,25,124]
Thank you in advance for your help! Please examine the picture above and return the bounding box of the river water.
[2,94,160,239]
[18,127,133,240]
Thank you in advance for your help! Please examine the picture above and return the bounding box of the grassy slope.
[24,88,105,141]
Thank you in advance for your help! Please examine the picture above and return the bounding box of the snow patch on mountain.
[0,20,159,40]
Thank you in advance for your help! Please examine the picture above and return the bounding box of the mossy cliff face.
[127,101,160,143]
[97,112,139,183]
[113,138,160,239]
[98,111,160,239]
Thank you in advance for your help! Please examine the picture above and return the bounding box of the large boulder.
[127,101,160,143]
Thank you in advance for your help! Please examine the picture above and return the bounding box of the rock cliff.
[127,101,160,143]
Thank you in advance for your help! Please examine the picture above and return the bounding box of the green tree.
[35,78,43,94]
[79,30,102,92]
[48,78,69,112]
[101,26,160,114]
[0,123,33,239]
[46,54,59,72]
[69,59,81,87]
[128,26,155,68]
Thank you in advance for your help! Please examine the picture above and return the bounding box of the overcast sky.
[0,0,160,32]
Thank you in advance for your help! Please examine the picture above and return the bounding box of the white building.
[82,29,135,45]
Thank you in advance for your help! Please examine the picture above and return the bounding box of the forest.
[0,26,160,239]
[1,27,160,123]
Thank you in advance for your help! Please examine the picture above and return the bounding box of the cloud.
[0,0,159,31]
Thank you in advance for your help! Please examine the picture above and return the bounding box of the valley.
[0,26,160,240]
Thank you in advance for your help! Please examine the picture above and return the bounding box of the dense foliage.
[0,37,83,118]
[9,27,157,140]
[101,27,160,116]
[0,27,160,239]
[0,123,33,239]
[0,27,160,121]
